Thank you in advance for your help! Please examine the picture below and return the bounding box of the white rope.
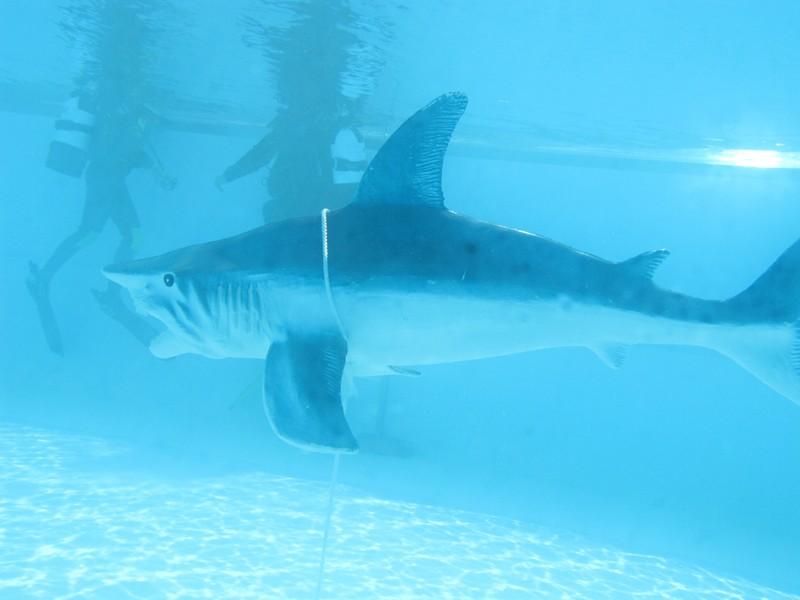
[314,451,340,600]
[315,207,346,600]
[321,208,348,342]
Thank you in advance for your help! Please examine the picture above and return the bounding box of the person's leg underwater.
[92,183,139,305]
[28,170,109,294]
[27,228,99,295]
[92,182,156,347]
[27,172,108,354]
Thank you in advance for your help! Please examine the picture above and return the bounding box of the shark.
[104,92,800,453]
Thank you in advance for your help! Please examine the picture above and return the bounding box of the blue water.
[2,1,800,598]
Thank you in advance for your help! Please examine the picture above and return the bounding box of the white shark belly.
[149,280,795,406]
[337,290,785,373]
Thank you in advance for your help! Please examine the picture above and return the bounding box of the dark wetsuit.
[80,114,152,241]
[35,109,153,286]
[29,105,159,352]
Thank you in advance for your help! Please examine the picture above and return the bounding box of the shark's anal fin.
[389,365,421,377]
[263,332,358,453]
[590,344,629,369]
[620,249,670,279]
[355,92,468,209]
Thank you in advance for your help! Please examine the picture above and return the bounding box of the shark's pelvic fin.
[619,249,670,280]
[355,92,468,209]
[263,332,358,453]
[389,365,421,377]
[591,344,629,369]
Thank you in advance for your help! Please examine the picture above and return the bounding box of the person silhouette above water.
[215,101,367,223]
[215,0,374,224]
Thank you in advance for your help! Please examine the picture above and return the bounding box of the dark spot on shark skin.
[622,286,647,306]
[464,242,478,255]
[511,262,531,275]
[766,306,785,321]
[698,307,716,323]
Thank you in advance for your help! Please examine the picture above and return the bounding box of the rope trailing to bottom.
[315,207,348,600]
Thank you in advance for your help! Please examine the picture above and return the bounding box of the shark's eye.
[163,273,175,287]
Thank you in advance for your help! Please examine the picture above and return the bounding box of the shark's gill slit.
[250,282,259,336]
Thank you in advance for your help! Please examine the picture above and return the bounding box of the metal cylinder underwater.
[45,93,95,178]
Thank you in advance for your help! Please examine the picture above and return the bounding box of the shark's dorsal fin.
[620,249,670,279]
[355,92,468,209]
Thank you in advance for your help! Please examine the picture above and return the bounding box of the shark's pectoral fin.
[263,331,358,453]
[620,249,670,279]
[590,344,629,369]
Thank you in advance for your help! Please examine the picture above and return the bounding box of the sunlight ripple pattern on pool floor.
[0,424,796,599]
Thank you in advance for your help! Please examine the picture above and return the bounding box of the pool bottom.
[0,424,796,600]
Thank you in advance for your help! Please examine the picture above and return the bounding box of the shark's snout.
[102,263,145,288]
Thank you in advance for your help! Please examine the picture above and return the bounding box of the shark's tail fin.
[718,238,800,404]
[727,237,800,323]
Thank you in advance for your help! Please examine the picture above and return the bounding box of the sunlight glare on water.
[710,149,800,169]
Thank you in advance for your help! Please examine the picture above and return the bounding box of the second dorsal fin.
[620,249,670,279]
[354,92,468,209]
